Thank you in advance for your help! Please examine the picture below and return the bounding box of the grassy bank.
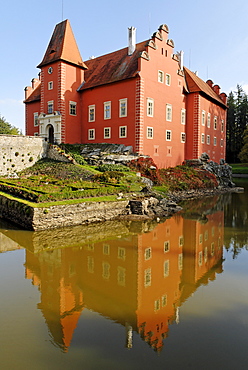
[230,163,248,174]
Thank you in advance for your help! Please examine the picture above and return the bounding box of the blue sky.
[1,0,248,133]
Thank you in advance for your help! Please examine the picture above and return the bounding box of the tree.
[0,115,20,135]
[238,126,248,162]
[226,85,248,163]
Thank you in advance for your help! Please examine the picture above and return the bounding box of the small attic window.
[50,49,56,54]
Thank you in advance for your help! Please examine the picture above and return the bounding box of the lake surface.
[0,179,248,370]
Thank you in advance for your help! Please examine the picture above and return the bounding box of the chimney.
[24,86,32,100]
[220,92,227,105]
[213,84,220,95]
[206,79,213,88]
[128,27,136,55]
[32,78,40,90]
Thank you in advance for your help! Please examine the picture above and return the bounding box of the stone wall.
[0,135,48,176]
[0,193,129,230]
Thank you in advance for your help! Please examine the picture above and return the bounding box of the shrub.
[97,164,130,172]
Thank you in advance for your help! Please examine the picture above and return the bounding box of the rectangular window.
[181,109,186,125]
[214,136,217,146]
[144,268,152,287]
[166,104,172,121]
[214,116,217,130]
[164,241,170,252]
[103,244,110,255]
[220,138,224,147]
[145,247,152,260]
[104,127,111,139]
[221,119,224,132]
[207,135,210,145]
[118,247,126,260]
[154,299,160,311]
[34,112,39,126]
[166,130,172,141]
[102,262,110,279]
[158,70,164,83]
[207,113,211,128]
[164,260,169,277]
[104,101,111,119]
[147,98,154,117]
[165,73,171,86]
[147,126,153,139]
[181,132,186,143]
[201,133,205,144]
[88,128,95,140]
[47,101,53,114]
[69,101,77,116]
[161,294,167,307]
[88,105,95,122]
[117,267,126,286]
[202,110,205,126]
[199,251,203,266]
[179,236,184,247]
[178,253,183,270]
[119,98,127,117]
[119,126,127,138]
[48,81,53,90]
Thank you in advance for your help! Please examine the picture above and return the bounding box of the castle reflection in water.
[0,196,224,353]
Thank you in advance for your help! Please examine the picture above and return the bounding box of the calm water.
[0,180,248,370]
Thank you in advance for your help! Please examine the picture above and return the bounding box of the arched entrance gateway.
[47,124,54,144]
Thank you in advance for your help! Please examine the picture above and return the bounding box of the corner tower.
[37,20,87,143]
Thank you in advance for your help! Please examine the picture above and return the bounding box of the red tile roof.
[184,67,227,107]
[24,84,41,103]
[79,41,147,90]
[37,20,87,69]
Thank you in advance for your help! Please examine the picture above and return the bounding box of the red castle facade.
[24,20,227,168]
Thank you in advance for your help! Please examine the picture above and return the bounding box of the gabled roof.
[79,41,147,90]
[37,19,87,69]
[184,67,226,107]
[24,84,41,103]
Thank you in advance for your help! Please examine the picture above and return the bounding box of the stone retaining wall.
[0,135,48,176]
[0,194,129,230]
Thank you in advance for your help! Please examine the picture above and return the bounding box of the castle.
[24,20,227,168]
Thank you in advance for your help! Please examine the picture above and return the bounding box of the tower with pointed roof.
[24,20,227,167]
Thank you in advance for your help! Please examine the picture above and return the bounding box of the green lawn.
[230,163,248,174]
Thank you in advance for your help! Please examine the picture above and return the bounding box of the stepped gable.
[184,67,226,107]
[80,41,147,90]
[37,19,87,69]
[24,84,41,103]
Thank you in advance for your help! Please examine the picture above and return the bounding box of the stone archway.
[47,124,54,144]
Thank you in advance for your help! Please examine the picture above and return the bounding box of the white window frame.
[166,130,172,141]
[158,70,164,83]
[34,112,39,126]
[47,100,54,114]
[221,119,224,132]
[88,128,95,140]
[145,247,152,260]
[181,108,186,125]
[202,110,205,126]
[88,105,95,122]
[165,73,171,86]
[69,101,77,116]
[181,132,186,143]
[220,138,224,147]
[147,98,154,117]
[214,116,217,130]
[144,268,152,287]
[119,126,127,138]
[104,127,111,139]
[163,260,169,277]
[166,104,172,121]
[207,113,211,128]
[104,101,111,120]
[48,81,53,90]
[201,133,205,144]
[164,241,170,253]
[147,126,153,139]
[119,98,127,117]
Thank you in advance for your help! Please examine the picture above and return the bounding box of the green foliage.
[231,163,248,174]
[238,126,248,163]
[0,115,21,135]
[93,171,125,184]
[226,86,248,163]
[97,164,130,172]
[71,153,86,165]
